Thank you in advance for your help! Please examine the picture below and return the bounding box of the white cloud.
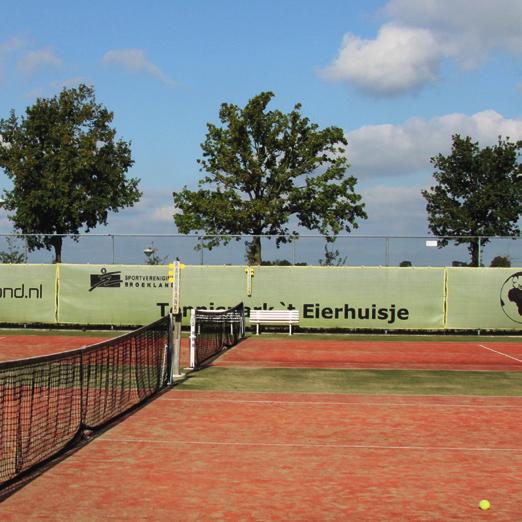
[359,185,427,235]
[0,37,27,83]
[104,189,176,235]
[0,36,26,56]
[17,48,62,77]
[151,206,174,223]
[322,0,522,95]
[321,24,442,96]
[385,0,522,65]
[102,49,175,87]
[347,110,522,178]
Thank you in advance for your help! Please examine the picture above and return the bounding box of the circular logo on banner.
[500,271,522,324]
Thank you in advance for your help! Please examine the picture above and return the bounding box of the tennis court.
[1,314,522,520]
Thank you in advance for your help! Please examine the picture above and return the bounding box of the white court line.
[479,344,522,363]
[159,397,522,409]
[99,437,522,453]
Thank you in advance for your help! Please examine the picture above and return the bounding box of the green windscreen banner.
[56,264,446,328]
[241,266,446,330]
[446,268,522,329]
[0,264,57,324]
[2,263,519,330]
[57,264,174,325]
[57,264,248,325]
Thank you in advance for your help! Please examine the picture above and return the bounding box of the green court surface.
[177,366,522,396]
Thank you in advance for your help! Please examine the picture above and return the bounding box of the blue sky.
[0,0,521,263]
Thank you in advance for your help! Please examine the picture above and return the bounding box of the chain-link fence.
[0,233,520,267]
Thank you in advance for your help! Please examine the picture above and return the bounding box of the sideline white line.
[479,344,522,363]
[159,397,522,409]
[99,437,522,453]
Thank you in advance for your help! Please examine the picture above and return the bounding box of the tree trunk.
[468,238,482,267]
[51,236,63,263]
[246,236,262,265]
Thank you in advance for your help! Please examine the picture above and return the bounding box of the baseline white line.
[158,397,522,409]
[98,437,522,453]
[478,344,522,363]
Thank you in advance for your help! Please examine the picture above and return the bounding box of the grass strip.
[175,367,522,396]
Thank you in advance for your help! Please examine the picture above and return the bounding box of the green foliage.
[319,239,347,266]
[422,135,522,267]
[0,84,141,262]
[261,259,292,266]
[452,260,470,267]
[173,92,366,264]
[260,259,308,266]
[0,236,27,264]
[490,255,511,267]
[399,260,412,267]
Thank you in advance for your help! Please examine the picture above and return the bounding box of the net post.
[170,312,183,381]
[240,303,245,337]
[167,313,174,384]
[167,260,184,380]
[189,308,196,368]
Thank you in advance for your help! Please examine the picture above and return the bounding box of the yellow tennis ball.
[479,499,491,511]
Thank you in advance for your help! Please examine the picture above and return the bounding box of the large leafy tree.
[422,135,522,266]
[173,91,367,264]
[0,84,141,262]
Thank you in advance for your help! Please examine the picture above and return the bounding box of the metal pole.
[168,312,183,381]
[189,308,196,368]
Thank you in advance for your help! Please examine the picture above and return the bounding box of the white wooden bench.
[250,309,300,335]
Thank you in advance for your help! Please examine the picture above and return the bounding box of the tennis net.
[189,303,245,368]
[0,315,172,489]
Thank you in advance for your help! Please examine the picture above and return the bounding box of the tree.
[0,235,27,264]
[490,255,511,267]
[422,135,522,267]
[0,84,141,263]
[173,92,366,264]
[319,240,347,266]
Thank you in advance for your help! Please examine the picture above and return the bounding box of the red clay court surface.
[1,391,522,521]
[0,335,113,362]
[1,334,522,520]
[213,337,522,371]
[2,334,522,371]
